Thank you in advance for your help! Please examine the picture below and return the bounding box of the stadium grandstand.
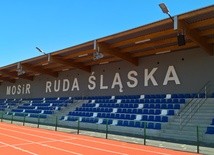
[0,4,213,154]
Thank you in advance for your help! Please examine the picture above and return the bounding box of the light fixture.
[93,40,104,60]
[159,3,186,46]
[16,62,25,76]
[99,61,109,65]
[62,68,69,71]
[159,3,173,21]
[78,53,88,57]
[36,47,51,62]
[135,39,151,44]
[156,50,171,55]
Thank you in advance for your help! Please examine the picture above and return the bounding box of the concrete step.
[159,132,199,142]
[160,98,214,143]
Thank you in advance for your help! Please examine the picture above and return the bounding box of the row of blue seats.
[117,120,161,130]
[88,98,185,104]
[77,107,170,115]
[68,111,169,122]
[83,103,181,109]
[98,113,169,122]
[12,109,54,114]
[117,109,164,115]
[23,103,67,107]
[31,99,72,104]
[63,116,162,130]
[18,106,57,110]
[99,103,138,108]
[74,96,112,100]
[0,108,5,111]
[0,102,17,106]
[144,103,180,109]
[97,113,136,120]
[76,107,113,113]
[7,112,47,118]
[1,92,211,103]
[69,111,93,117]
[0,105,8,109]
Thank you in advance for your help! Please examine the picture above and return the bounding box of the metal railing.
[178,81,212,130]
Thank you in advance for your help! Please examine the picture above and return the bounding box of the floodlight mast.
[36,47,46,55]
[159,3,185,46]
[36,47,51,62]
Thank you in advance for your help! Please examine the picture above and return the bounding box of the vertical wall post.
[23,115,26,126]
[1,112,3,122]
[106,119,108,139]
[37,115,40,128]
[196,126,200,153]
[77,117,80,134]
[11,114,14,124]
[144,122,147,145]
[55,116,58,131]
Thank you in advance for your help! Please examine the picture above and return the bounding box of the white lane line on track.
[0,123,172,155]
[0,132,82,155]
[0,126,128,155]
[0,141,38,155]
[0,137,77,148]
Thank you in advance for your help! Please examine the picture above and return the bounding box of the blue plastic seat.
[147,123,154,129]
[155,109,161,115]
[154,123,161,130]
[149,104,155,109]
[167,99,172,103]
[129,121,135,127]
[174,104,180,109]
[123,120,129,126]
[155,116,161,122]
[125,114,131,120]
[122,109,126,113]
[127,108,132,113]
[149,109,155,114]
[130,115,136,120]
[168,110,175,115]
[120,114,125,119]
[110,113,115,118]
[117,108,122,113]
[141,115,148,121]
[172,99,178,103]
[143,109,149,114]
[167,104,173,109]
[206,127,214,134]
[115,113,120,119]
[161,104,167,109]
[148,115,155,121]
[162,116,168,122]
[137,109,142,114]
[155,99,160,103]
[135,122,141,128]
[117,120,123,126]
[155,104,161,109]
[144,104,149,108]
[179,99,185,103]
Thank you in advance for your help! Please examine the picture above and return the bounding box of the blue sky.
[0,1,213,67]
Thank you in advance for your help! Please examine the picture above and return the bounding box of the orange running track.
[0,122,199,155]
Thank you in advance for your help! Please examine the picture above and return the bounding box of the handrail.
[178,81,212,130]
[179,98,207,130]
[177,81,211,116]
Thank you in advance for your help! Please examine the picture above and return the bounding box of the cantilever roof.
[0,5,213,84]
